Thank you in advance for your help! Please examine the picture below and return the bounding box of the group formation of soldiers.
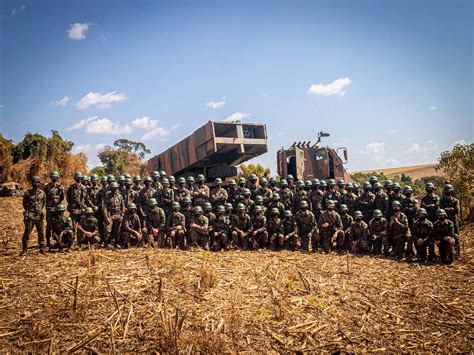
[21,170,460,264]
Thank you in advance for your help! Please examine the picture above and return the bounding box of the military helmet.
[436,209,447,217]
[255,195,263,202]
[216,205,225,213]
[225,203,233,210]
[373,182,382,190]
[152,171,160,177]
[110,182,119,188]
[346,183,354,190]
[144,176,153,182]
[416,208,427,216]
[91,174,99,181]
[337,178,345,186]
[107,174,115,182]
[186,176,195,183]
[328,179,336,186]
[238,177,246,184]
[259,177,268,185]
[236,203,245,211]
[215,177,223,184]
[353,182,360,189]
[354,210,363,218]
[124,173,131,179]
[320,180,327,187]
[178,177,186,184]
[82,175,90,182]
[403,186,413,194]
[183,197,192,205]
[340,204,348,212]
[159,170,167,177]
[391,200,401,207]
[280,179,288,186]
[273,192,280,200]
[161,178,169,186]
[271,208,280,215]
[269,176,276,182]
[284,210,292,217]
[55,204,66,212]
[299,200,308,208]
[254,205,262,212]
[369,175,378,183]
[287,174,294,181]
[134,175,141,182]
[31,175,41,182]
[296,179,304,187]
[243,188,251,196]
[373,209,383,218]
[127,203,137,210]
[304,180,312,187]
[125,178,132,185]
[197,174,205,182]
[117,175,125,182]
[363,182,371,190]
[84,207,94,214]
[148,198,158,206]
[384,180,393,188]
[444,184,454,192]
[248,174,257,181]
[203,202,212,211]
[74,172,83,179]
[327,199,336,207]
[50,171,59,178]
[392,183,401,191]
[168,176,176,183]
[194,206,203,213]
[172,201,181,210]
[228,179,236,186]
[312,178,320,185]
[101,176,107,183]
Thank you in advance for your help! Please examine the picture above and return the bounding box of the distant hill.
[352,163,445,180]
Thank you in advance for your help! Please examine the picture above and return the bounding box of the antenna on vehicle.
[314,131,330,146]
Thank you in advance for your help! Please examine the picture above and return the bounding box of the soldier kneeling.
[146,198,166,247]
[212,205,231,251]
[189,206,209,250]
[122,203,142,248]
[412,208,433,262]
[369,209,388,256]
[350,211,370,254]
[77,207,101,247]
[167,202,186,249]
[252,206,268,250]
[268,208,285,251]
[282,210,299,251]
[433,209,455,264]
[52,204,74,252]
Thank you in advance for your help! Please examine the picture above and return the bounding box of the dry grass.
[353,163,446,180]
[0,197,473,352]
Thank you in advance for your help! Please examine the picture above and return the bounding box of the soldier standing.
[226,179,238,206]
[357,182,375,222]
[192,174,210,207]
[293,180,310,212]
[338,204,353,253]
[373,182,389,218]
[104,182,125,247]
[256,178,272,205]
[309,179,324,219]
[21,176,46,255]
[295,200,317,252]
[439,184,460,256]
[66,172,88,232]
[138,177,156,227]
[156,178,174,214]
[268,208,284,250]
[151,171,162,191]
[44,171,64,249]
[210,178,228,208]
[421,182,440,222]
[401,186,418,231]
[132,175,142,192]
[279,179,294,212]
[175,177,191,205]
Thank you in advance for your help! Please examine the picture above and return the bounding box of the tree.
[437,143,474,221]
[239,163,271,178]
[97,140,149,176]
[113,139,150,160]
[11,132,48,163]
[0,134,14,183]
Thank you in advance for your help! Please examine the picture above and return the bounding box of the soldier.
[247,174,260,199]
[182,197,194,241]
[320,180,328,194]
[338,204,353,253]
[439,184,460,256]
[295,200,317,252]
[168,176,176,191]
[251,205,268,250]
[211,205,231,251]
[240,188,255,213]
[357,182,375,222]
[337,178,347,195]
[51,204,74,252]
[151,171,162,191]
[388,183,405,217]
[123,178,139,207]
[175,177,191,204]
[256,178,273,205]
[189,206,209,250]
[76,207,101,247]
[87,174,101,210]
[412,208,433,262]
[146,198,166,247]
[268,192,285,218]
[66,172,88,232]
[117,175,126,196]
[401,186,418,230]
[192,174,210,207]
[323,179,340,210]
[384,180,393,196]
[231,203,253,249]
[432,209,455,264]
[349,211,370,254]
[282,210,299,251]
[156,178,174,214]
[293,180,310,212]
[226,179,239,205]
[340,183,358,216]
[121,203,142,248]
[421,182,440,222]
[210,178,228,208]
[369,210,388,256]
[236,177,247,202]
[21,176,46,255]
[104,182,125,247]
[369,175,378,189]
[44,171,65,249]
[203,202,216,237]
[132,175,142,192]
[137,177,156,226]
[186,176,195,192]
[309,179,324,219]
[97,176,109,242]
[286,174,296,193]
[166,201,186,249]
[388,200,411,260]
[279,179,294,212]
[252,195,267,217]
[318,200,343,253]
[269,177,280,194]
[268,208,285,251]
[373,182,389,219]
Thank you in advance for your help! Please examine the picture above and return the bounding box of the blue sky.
[0,0,472,172]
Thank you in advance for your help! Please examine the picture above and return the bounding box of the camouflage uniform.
[77,214,100,246]
[433,219,455,264]
[373,191,389,218]
[104,190,125,246]
[279,188,294,212]
[146,206,166,247]
[369,217,388,256]
[44,181,64,248]
[293,190,310,212]
[421,193,440,222]
[241,197,255,214]
[282,216,299,250]
[340,192,358,216]
[295,209,317,251]
[388,212,410,260]
[22,188,46,253]
[232,213,253,249]
[412,218,433,261]
[357,191,375,222]
[251,214,268,249]
[122,187,139,208]
[318,210,343,253]
[51,213,74,250]
[210,187,228,208]
[256,186,273,206]
[189,214,209,250]
[122,211,142,247]
[268,216,285,250]
[439,195,460,235]
[388,192,405,217]
[175,186,191,204]
[156,187,174,214]
[192,184,210,207]
[167,210,186,249]
[211,214,231,251]
[323,190,340,210]
[339,212,353,253]
[349,221,370,253]
[66,182,88,230]
[138,185,156,223]
[401,196,418,230]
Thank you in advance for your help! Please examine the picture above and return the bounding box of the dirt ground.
[353,163,445,180]
[1,197,473,353]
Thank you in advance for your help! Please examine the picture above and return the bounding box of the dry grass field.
[1,197,473,352]
[353,163,445,180]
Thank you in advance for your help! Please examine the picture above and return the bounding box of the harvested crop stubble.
[0,197,473,352]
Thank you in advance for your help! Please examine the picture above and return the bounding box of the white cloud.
[450,139,466,148]
[361,142,385,154]
[428,106,437,111]
[386,129,400,134]
[67,23,90,40]
[50,96,70,107]
[85,118,132,135]
[407,140,439,153]
[66,116,98,131]
[132,116,158,129]
[206,100,225,109]
[72,143,107,155]
[307,77,352,96]
[75,91,128,110]
[11,4,26,15]
[141,127,170,140]
[224,112,251,122]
